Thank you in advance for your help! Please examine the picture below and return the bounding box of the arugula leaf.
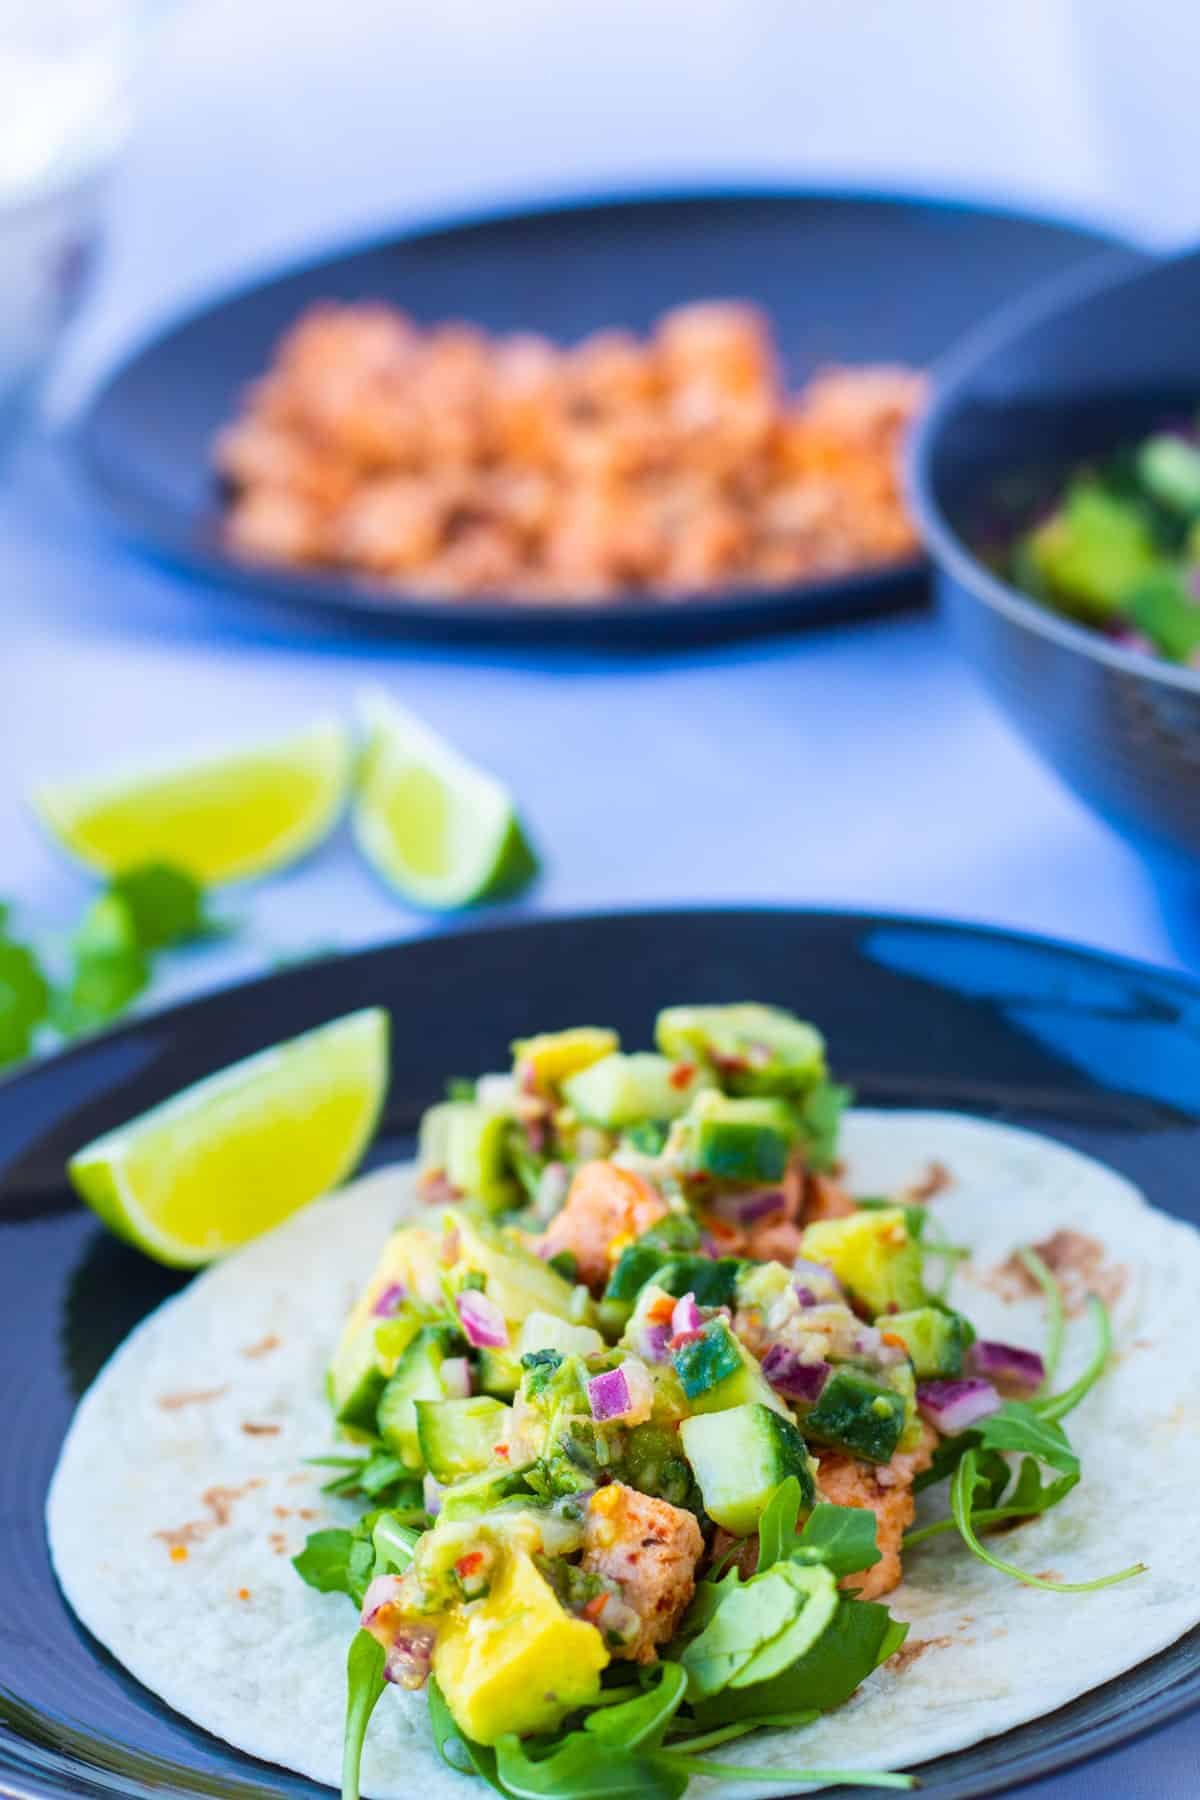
[584,1663,687,1750]
[674,1564,740,1647]
[1034,1295,1112,1425]
[950,1449,1145,1592]
[667,1714,819,1753]
[1015,1245,1064,1387]
[372,1510,422,1574]
[0,931,51,1065]
[976,1401,1079,1477]
[494,1733,687,1800]
[316,1449,425,1512]
[691,1596,903,1727]
[906,1455,1080,1549]
[730,1566,838,1689]
[794,1504,881,1582]
[341,1629,387,1800]
[292,1526,376,1606]
[428,1676,503,1792]
[755,1476,802,1572]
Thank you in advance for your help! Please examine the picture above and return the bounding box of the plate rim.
[67,181,1130,642]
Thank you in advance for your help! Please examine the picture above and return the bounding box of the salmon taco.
[48,1005,1200,1797]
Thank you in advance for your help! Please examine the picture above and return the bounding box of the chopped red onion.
[384,1627,435,1687]
[671,1292,703,1339]
[761,1343,830,1402]
[794,1287,818,1308]
[641,1322,672,1364]
[711,1187,785,1225]
[587,1366,632,1422]
[792,1257,838,1292]
[423,1473,444,1516]
[372,1282,408,1318]
[441,1356,472,1399]
[361,1574,405,1631]
[456,1289,509,1350]
[917,1377,1001,1435]
[969,1340,1045,1394]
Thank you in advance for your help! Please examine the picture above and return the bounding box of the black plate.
[72,189,1125,645]
[2,908,1199,1799]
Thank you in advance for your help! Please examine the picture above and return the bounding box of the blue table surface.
[4,3,1200,1793]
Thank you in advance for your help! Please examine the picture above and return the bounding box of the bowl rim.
[906,240,1200,698]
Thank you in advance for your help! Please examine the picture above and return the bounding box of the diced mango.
[512,1026,620,1089]
[432,1548,609,1744]
[801,1207,925,1317]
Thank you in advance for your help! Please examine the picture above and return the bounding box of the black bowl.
[908,246,1200,872]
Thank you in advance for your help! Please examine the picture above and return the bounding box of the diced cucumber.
[415,1396,512,1484]
[377,1326,457,1468]
[515,1311,605,1360]
[1137,434,1200,517]
[680,1402,815,1535]
[604,1243,667,1304]
[801,1207,926,1317]
[802,1366,906,1463]
[678,1091,798,1184]
[512,1027,619,1089]
[445,1105,519,1212]
[476,1345,523,1398]
[655,1256,745,1308]
[673,1321,787,1416]
[562,1052,705,1128]
[453,1216,576,1324]
[438,1465,536,1520]
[655,1003,826,1098]
[887,1306,971,1378]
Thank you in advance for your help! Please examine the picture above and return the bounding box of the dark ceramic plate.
[2,908,1200,1799]
[71,189,1125,645]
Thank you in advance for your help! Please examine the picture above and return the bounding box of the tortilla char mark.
[986,1229,1127,1316]
[153,1478,265,1553]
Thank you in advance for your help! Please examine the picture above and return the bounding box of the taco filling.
[296,1005,1138,1797]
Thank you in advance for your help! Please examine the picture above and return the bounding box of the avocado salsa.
[1009,426,1200,666]
[295,1004,1136,1800]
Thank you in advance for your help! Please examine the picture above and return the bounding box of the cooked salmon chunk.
[581,1483,703,1663]
[814,1423,937,1599]
[539,1161,668,1288]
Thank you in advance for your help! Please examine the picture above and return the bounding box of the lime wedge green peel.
[33,718,351,885]
[353,688,538,910]
[68,1007,388,1267]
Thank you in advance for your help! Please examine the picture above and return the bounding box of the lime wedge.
[33,718,351,885]
[353,690,538,908]
[68,1007,388,1267]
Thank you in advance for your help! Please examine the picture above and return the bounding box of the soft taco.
[48,1005,1200,1797]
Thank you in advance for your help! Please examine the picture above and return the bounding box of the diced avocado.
[795,1078,852,1173]
[681,1402,816,1534]
[438,1465,536,1519]
[622,1421,696,1508]
[377,1326,458,1468]
[886,1306,971,1378]
[453,1215,576,1324]
[1130,571,1200,664]
[476,1345,523,1398]
[655,1003,826,1097]
[673,1320,787,1416]
[802,1366,906,1463]
[415,1396,512,1484]
[801,1207,925,1318]
[329,1223,443,1429]
[515,1311,605,1360]
[562,1051,707,1128]
[442,1104,519,1212]
[512,1026,619,1090]
[682,1091,799,1184]
[1025,483,1158,621]
[432,1548,609,1744]
[1137,434,1200,517]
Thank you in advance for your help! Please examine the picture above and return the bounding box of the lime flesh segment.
[353,690,538,909]
[68,1007,389,1267]
[33,718,351,884]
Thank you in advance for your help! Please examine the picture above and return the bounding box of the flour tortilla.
[48,1112,1200,1796]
